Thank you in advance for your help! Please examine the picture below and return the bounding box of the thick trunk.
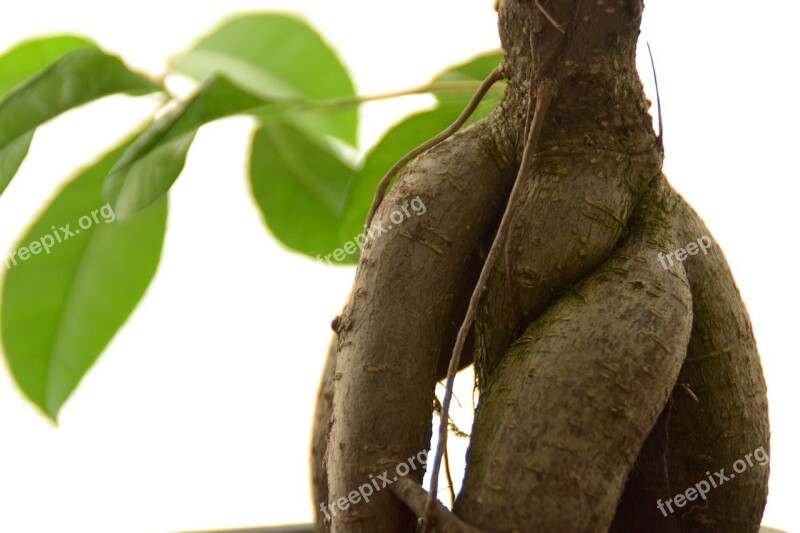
[318,1,769,531]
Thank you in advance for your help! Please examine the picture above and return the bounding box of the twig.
[364,66,506,229]
[390,477,484,533]
[292,80,505,112]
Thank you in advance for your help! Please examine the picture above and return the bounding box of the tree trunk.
[316,1,769,531]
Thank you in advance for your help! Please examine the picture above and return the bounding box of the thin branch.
[364,66,506,229]
[305,81,504,110]
[249,80,505,122]
[390,477,484,533]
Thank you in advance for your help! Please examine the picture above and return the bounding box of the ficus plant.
[0,1,770,533]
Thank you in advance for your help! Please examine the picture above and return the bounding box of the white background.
[0,1,797,532]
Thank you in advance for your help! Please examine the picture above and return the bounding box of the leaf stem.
[313,81,505,108]
[251,80,505,119]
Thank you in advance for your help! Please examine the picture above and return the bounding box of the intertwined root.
[473,148,662,387]
[455,176,693,531]
[315,0,769,529]
[610,192,770,533]
[314,172,769,532]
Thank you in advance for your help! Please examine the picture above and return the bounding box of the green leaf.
[434,51,503,88]
[0,35,96,194]
[244,51,503,265]
[104,75,273,219]
[250,117,355,262]
[339,104,468,243]
[433,51,504,120]
[0,35,94,98]
[0,132,33,189]
[172,13,357,145]
[1,136,168,421]
[0,46,161,196]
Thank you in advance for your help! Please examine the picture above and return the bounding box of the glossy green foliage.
[104,75,270,219]
[0,13,503,416]
[2,138,167,420]
[0,45,160,195]
[173,13,358,145]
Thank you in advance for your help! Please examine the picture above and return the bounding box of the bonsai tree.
[0,1,773,531]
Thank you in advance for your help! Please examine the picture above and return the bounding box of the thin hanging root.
[434,395,470,438]
[535,0,566,33]
[645,41,664,152]
[444,444,456,508]
[422,79,558,531]
[423,5,586,525]
[390,477,484,533]
[364,66,506,229]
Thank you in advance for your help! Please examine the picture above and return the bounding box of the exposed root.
[426,4,592,524]
[454,181,693,529]
[328,111,518,532]
[324,0,768,530]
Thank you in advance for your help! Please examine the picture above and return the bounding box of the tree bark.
[318,1,769,531]
[326,118,517,532]
[455,176,692,530]
[311,338,337,531]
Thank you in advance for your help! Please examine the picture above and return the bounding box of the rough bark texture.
[609,195,770,532]
[315,0,769,531]
[311,338,337,530]
[326,118,517,532]
[312,326,480,531]
[456,177,693,530]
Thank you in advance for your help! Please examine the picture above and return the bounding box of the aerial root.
[424,2,586,528]
[534,0,566,34]
[364,66,506,229]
